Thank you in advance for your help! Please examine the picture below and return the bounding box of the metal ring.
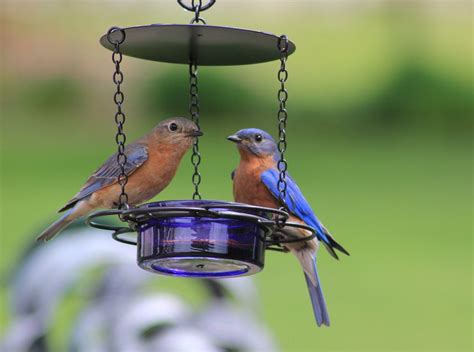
[112,228,138,246]
[86,209,129,231]
[177,0,216,12]
[106,26,126,45]
[204,203,289,218]
[266,245,290,253]
[86,201,316,249]
[278,35,289,52]
[88,203,279,230]
[278,89,288,101]
[89,205,275,245]
[113,71,124,84]
[266,221,316,244]
[111,51,123,64]
[190,17,207,25]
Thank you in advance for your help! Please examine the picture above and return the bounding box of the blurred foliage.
[360,59,473,130]
[1,1,472,137]
[4,60,472,134]
[142,59,473,134]
[143,68,262,118]
[15,76,83,115]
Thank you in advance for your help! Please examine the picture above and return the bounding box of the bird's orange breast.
[233,156,279,209]
[92,141,189,208]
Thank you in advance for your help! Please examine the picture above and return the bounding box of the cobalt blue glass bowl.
[137,200,271,278]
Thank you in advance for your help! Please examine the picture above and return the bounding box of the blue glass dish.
[137,200,270,278]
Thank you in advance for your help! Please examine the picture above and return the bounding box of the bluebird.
[227,128,349,327]
[37,117,202,241]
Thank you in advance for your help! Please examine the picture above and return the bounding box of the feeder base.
[86,199,316,278]
[139,256,262,278]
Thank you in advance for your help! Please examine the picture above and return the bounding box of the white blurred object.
[69,264,153,352]
[11,227,136,322]
[148,326,220,352]
[0,315,43,352]
[112,294,191,352]
[68,300,108,352]
[71,293,192,352]
[3,225,138,351]
[215,276,260,311]
[195,299,277,352]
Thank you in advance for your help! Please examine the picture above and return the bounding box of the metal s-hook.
[191,2,207,24]
[177,0,216,12]
[178,0,214,24]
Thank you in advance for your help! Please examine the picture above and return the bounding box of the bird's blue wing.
[261,169,329,242]
[59,143,149,212]
[261,168,349,258]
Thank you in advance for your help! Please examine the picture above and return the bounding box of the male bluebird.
[37,117,202,241]
[227,128,349,327]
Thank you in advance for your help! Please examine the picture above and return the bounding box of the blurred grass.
[1,0,473,351]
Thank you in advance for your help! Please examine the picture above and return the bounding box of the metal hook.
[106,26,126,45]
[177,0,216,12]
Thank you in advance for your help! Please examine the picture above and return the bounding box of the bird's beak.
[227,135,242,143]
[187,130,203,137]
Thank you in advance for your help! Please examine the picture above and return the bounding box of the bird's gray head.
[153,117,203,144]
[227,128,277,157]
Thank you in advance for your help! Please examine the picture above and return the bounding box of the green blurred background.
[1,0,472,351]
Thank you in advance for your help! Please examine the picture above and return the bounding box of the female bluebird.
[227,128,349,327]
[37,117,202,241]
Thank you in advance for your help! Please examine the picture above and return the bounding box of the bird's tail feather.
[294,249,330,327]
[326,235,350,257]
[36,209,75,242]
[319,224,350,259]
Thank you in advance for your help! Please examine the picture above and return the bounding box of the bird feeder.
[87,0,316,278]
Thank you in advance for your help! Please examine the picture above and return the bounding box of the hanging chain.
[178,0,207,200]
[107,27,129,210]
[277,35,289,210]
[189,63,202,200]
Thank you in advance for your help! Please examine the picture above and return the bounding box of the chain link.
[189,63,202,200]
[191,0,206,24]
[178,0,214,23]
[178,0,215,11]
[277,35,289,210]
[192,0,206,24]
[107,27,129,210]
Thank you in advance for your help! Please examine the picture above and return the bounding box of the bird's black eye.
[169,122,178,132]
[255,134,263,142]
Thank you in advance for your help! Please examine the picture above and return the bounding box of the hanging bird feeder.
[87,0,316,278]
